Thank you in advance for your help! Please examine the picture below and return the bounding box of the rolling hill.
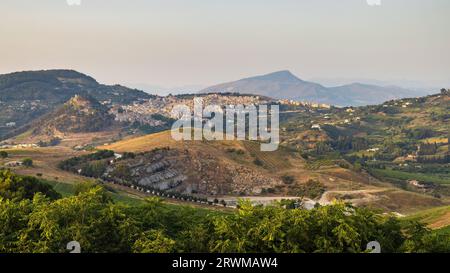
[1,88,447,214]
[280,90,450,202]
[31,94,116,136]
[92,128,446,213]
[200,70,429,107]
[99,130,353,195]
[0,69,152,138]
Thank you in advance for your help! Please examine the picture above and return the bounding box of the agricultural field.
[369,168,450,185]
[403,205,450,230]
[0,146,89,183]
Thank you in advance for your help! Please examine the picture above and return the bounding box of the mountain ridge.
[0,69,152,138]
[200,70,430,106]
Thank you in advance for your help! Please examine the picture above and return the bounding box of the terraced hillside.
[100,131,381,198]
[403,205,450,230]
[101,131,347,193]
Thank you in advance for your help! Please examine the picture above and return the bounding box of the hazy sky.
[1,0,449,88]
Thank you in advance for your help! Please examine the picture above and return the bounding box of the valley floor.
[2,142,449,228]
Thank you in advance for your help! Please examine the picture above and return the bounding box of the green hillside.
[280,90,450,198]
[0,70,152,138]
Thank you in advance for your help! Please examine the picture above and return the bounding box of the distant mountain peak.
[267,70,295,77]
[251,70,303,83]
[200,70,429,106]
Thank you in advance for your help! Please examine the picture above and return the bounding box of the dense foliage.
[0,170,60,201]
[0,171,448,253]
[58,150,115,176]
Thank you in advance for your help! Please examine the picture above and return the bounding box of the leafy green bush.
[253,158,264,166]
[0,171,448,253]
[281,175,296,185]
[296,180,326,199]
[21,158,33,167]
[0,170,60,201]
[58,150,114,172]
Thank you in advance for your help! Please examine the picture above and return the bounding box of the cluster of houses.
[278,99,331,109]
[0,143,38,149]
[111,105,167,126]
[407,180,430,190]
[109,93,270,126]
[382,99,416,109]
[309,108,362,130]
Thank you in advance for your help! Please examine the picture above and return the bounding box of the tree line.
[0,170,448,253]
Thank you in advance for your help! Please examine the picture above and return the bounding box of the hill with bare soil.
[98,131,378,197]
[13,95,118,143]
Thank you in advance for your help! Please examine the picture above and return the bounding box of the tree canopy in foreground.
[0,170,448,253]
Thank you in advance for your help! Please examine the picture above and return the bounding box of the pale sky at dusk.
[1,0,449,89]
